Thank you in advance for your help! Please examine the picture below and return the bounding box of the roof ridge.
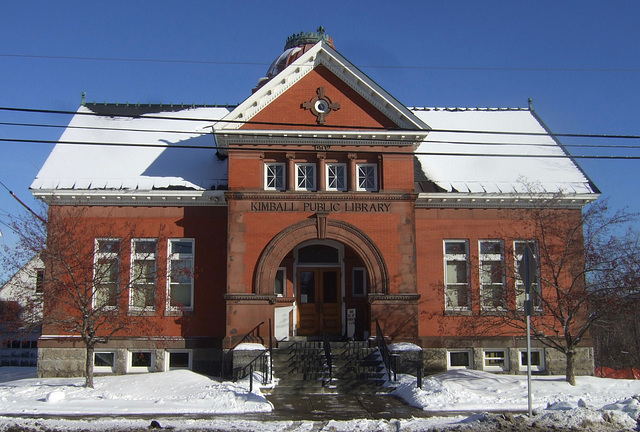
[409,106,531,112]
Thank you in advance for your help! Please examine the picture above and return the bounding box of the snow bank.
[0,368,272,416]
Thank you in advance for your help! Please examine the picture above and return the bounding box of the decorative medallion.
[302,87,340,124]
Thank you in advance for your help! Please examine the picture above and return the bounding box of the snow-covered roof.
[412,108,597,196]
[31,104,597,205]
[31,105,231,193]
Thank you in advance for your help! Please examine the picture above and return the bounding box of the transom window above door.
[297,244,340,264]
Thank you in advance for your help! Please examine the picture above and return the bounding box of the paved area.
[258,393,431,421]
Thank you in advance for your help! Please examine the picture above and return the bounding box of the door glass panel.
[298,245,339,264]
[300,271,315,303]
[323,271,338,303]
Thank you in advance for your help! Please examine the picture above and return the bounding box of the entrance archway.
[254,216,389,298]
[294,241,343,335]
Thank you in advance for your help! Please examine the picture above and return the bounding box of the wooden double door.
[296,267,342,336]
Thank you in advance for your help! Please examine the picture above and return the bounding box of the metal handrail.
[221,321,265,379]
[322,322,332,385]
[231,319,274,390]
[375,319,396,382]
[230,321,265,350]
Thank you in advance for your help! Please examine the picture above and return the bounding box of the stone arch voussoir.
[255,217,389,296]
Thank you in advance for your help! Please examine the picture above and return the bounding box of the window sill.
[444,309,472,316]
[481,309,508,316]
[128,309,157,317]
[164,308,194,317]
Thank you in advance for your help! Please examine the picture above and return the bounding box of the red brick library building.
[32,30,598,378]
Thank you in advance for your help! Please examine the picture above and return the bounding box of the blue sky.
[1,1,639,260]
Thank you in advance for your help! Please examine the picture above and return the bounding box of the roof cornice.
[416,192,599,209]
[32,189,228,207]
[215,129,428,147]
[212,41,430,134]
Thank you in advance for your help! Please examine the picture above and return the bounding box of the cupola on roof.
[254,27,335,92]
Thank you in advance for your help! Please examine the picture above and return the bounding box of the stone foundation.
[37,346,224,378]
[421,346,594,376]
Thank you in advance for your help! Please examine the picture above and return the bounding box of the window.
[519,349,545,372]
[444,240,470,310]
[353,267,366,297]
[326,163,347,191]
[168,239,194,310]
[514,240,540,310]
[479,240,505,310]
[94,351,116,373]
[128,350,153,373]
[356,163,378,191]
[93,238,121,309]
[130,239,157,310]
[35,269,44,294]
[275,267,286,296]
[483,349,509,372]
[448,349,472,369]
[265,162,285,191]
[295,163,316,191]
[167,351,192,370]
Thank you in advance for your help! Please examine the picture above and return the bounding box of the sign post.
[518,245,537,417]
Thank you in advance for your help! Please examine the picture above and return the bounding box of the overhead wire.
[2,53,640,73]
[1,105,640,141]
[0,105,639,159]
[1,137,639,159]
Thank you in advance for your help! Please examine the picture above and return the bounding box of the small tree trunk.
[85,343,95,388]
[566,349,576,386]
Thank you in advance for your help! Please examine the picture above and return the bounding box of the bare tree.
[3,205,170,388]
[428,194,640,385]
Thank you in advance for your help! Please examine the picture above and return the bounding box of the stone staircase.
[268,340,393,395]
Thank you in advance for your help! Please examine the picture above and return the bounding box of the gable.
[242,65,399,131]
[214,41,429,135]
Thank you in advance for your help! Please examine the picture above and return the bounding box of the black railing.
[222,320,268,380]
[231,319,274,391]
[375,319,397,382]
[322,323,332,385]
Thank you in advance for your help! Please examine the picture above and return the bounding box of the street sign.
[518,245,537,295]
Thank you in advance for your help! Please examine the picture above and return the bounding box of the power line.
[2,105,640,140]
[1,137,639,160]
[2,53,639,73]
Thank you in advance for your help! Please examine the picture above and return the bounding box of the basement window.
[447,349,473,369]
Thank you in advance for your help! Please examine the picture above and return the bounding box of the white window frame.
[352,267,367,297]
[356,163,378,191]
[447,349,473,369]
[479,240,506,311]
[264,162,285,191]
[93,238,121,310]
[275,267,286,297]
[514,240,541,311]
[483,349,509,372]
[94,350,117,373]
[167,238,195,311]
[518,348,545,372]
[443,240,470,311]
[130,238,158,311]
[127,350,154,373]
[326,163,347,191]
[165,350,192,371]
[295,163,316,191]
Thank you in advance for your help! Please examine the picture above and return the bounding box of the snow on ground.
[0,367,640,431]
[0,368,271,416]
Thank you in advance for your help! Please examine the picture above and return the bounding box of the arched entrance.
[254,216,389,338]
[295,241,343,335]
